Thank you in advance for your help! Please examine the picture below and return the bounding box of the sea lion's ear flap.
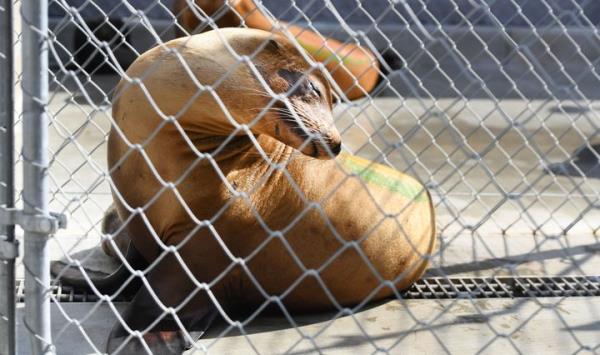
[265,38,280,51]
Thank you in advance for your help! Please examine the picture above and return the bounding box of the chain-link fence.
[1,0,600,354]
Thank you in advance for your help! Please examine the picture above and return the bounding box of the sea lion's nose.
[326,127,342,157]
[330,142,342,156]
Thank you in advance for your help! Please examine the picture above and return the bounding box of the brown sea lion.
[54,28,435,353]
[173,0,382,100]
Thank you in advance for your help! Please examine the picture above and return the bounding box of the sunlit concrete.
[12,86,600,354]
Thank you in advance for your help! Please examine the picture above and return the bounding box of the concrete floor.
[32,87,600,278]
[16,297,600,354]
[12,81,600,353]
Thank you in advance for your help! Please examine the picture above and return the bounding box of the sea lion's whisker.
[236,85,273,95]
[248,107,295,114]
[261,117,304,130]
[292,102,313,119]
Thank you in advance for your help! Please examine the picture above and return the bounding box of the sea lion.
[100,204,128,258]
[173,0,382,100]
[55,28,436,354]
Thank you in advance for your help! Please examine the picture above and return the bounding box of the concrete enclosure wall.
[47,0,600,99]
[50,0,600,27]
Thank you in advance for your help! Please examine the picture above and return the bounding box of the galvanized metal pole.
[0,0,16,354]
[21,0,54,353]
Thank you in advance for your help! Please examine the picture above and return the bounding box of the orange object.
[173,0,381,100]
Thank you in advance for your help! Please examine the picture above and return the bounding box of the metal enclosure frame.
[0,0,16,353]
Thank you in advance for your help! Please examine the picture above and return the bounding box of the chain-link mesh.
[7,0,600,354]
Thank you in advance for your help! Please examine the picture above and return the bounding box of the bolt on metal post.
[21,0,54,353]
[0,0,16,354]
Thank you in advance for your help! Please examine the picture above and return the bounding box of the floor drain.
[15,276,600,303]
[402,276,600,299]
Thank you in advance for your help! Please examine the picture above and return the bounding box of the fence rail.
[1,0,599,354]
[0,0,16,354]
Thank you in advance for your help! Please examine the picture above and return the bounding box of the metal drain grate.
[15,280,132,303]
[15,276,600,303]
[402,276,600,299]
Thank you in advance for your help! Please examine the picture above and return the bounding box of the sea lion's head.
[228,29,341,159]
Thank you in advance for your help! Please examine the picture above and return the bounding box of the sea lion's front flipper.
[106,256,218,354]
[51,242,147,296]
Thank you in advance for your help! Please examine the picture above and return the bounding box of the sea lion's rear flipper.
[51,242,147,296]
[106,255,218,354]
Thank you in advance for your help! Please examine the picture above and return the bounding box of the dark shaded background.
[50,0,600,27]
[47,1,600,100]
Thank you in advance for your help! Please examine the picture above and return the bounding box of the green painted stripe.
[341,158,427,202]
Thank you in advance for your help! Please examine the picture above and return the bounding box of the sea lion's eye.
[309,82,321,98]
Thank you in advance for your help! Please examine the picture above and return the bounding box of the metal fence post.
[21,0,54,353]
[0,0,16,353]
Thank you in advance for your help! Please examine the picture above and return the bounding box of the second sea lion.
[173,0,383,100]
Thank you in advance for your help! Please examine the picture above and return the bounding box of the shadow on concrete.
[50,239,600,341]
[425,242,600,277]
[545,144,600,180]
[561,320,600,332]
[50,73,121,107]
